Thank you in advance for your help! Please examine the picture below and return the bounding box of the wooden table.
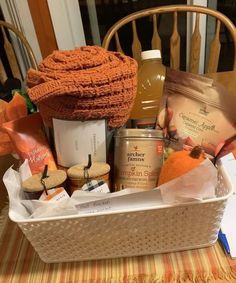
[0,71,236,283]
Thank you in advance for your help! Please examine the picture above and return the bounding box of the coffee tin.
[114,129,164,191]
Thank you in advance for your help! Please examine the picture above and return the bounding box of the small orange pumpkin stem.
[189,146,203,159]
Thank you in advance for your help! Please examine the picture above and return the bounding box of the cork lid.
[67,162,110,179]
[22,170,67,192]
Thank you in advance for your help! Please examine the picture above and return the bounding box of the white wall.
[47,0,86,50]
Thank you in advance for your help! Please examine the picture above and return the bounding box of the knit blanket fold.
[27,46,137,128]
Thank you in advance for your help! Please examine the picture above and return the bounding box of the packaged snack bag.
[5,92,28,121]
[3,112,57,174]
[0,93,27,155]
[157,68,236,158]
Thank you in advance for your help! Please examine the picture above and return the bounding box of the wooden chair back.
[0,20,38,84]
[102,5,236,73]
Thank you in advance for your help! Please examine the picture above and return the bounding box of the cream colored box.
[53,119,106,167]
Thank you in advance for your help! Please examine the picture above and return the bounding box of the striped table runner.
[0,206,236,283]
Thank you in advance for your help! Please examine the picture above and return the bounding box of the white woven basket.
[9,165,233,263]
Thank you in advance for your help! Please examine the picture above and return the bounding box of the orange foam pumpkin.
[158,146,205,186]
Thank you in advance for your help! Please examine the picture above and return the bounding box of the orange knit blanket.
[27,46,137,128]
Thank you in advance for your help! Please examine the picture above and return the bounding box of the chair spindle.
[131,20,142,65]
[206,19,221,73]
[115,32,124,54]
[1,27,21,80]
[151,14,161,51]
[170,12,180,70]
[189,13,201,73]
[0,58,7,84]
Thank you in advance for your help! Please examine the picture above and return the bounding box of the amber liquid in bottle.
[130,50,166,129]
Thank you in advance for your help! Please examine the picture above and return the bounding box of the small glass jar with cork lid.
[22,168,68,199]
[67,162,110,192]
